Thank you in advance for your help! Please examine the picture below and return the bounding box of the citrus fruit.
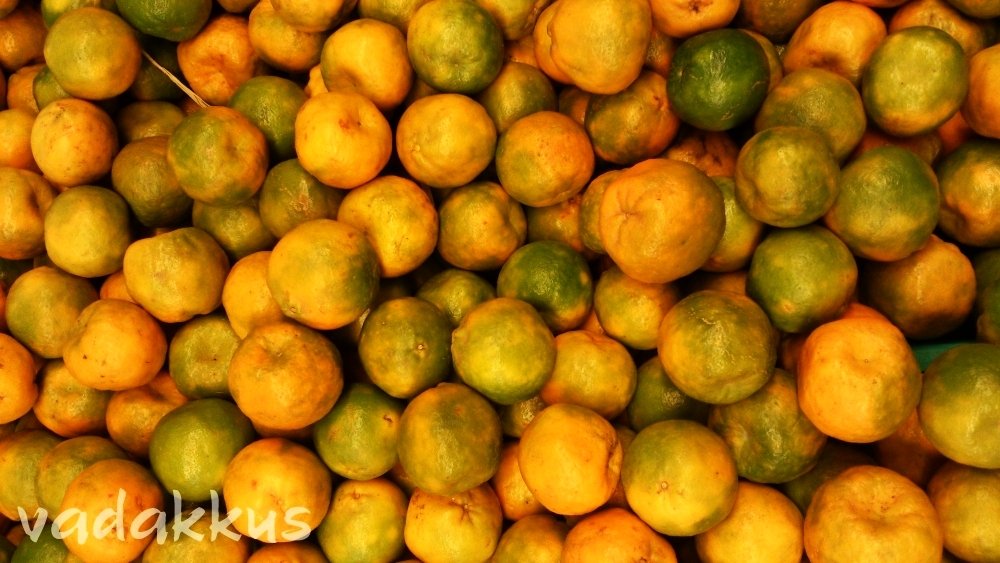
[599,158,725,284]
[861,234,977,340]
[316,478,408,563]
[524,193,590,255]
[357,296,452,399]
[266,218,380,330]
[149,398,256,502]
[320,17,412,111]
[495,110,595,207]
[798,316,922,443]
[709,369,827,483]
[695,482,804,563]
[116,101,186,143]
[657,289,778,405]
[746,225,858,334]
[140,509,251,562]
[123,227,230,324]
[919,343,1000,469]
[667,28,769,131]
[34,435,127,516]
[313,382,404,480]
[167,314,239,399]
[294,90,392,189]
[258,159,343,238]
[584,70,680,166]
[59,458,166,562]
[626,356,710,432]
[0,169,54,261]
[491,442,544,521]
[228,320,344,431]
[404,483,503,563]
[110,136,192,228]
[416,268,496,328]
[0,429,60,521]
[4,265,97,359]
[43,186,131,278]
[475,60,557,134]
[496,240,592,332]
[703,176,766,273]
[876,407,945,487]
[220,251,285,339]
[167,106,269,207]
[223,437,333,542]
[406,0,503,94]
[104,372,188,458]
[577,170,619,255]
[396,382,502,495]
[622,419,739,536]
[0,4,45,72]
[781,1,887,86]
[862,26,968,137]
[128,38,185,102]
[30,98,118,188]
[889,0,993,56]
[229,75,307,163]
[32,360,112,438]
[492,513,567,563]
[176,14,261,105]
[451,297,556,405]
[270,0,355,32]
[518,403,622,515]
[30,65,70,110]
[248,0,326,74]
[192,198,276,261]
[735,0,822,42]
[116,0,212,41]
[0,108,37,170]
[804,465,943,563]
[0,334,37,425]
[561,507,678,563]
[436,181,527,271]
[650,0,738,38]
[248,542,328,563]
[927,461,1000,562]
[935,138,1000,247]
[592,266,679,351]
[781,442,875,513]
[962,43,1000,139]
[42,7,141,100]
[540,330,637,419]
[63,298,167,391]
[336,176,438,278]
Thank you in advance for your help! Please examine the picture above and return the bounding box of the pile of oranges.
[2,0,1000,560]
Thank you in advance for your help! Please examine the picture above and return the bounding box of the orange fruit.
[248,0,325,74]
[223,437,333,543]
[104,372,188,457]
[192,197,276,261]
[496,240,592,332]
[436,181,527,271]
[0,429,61,521]
[519,403,622,515]
[524,193,590,255]
[562,507,678,563]
[336,176,438,278]
[139,509,251,562]
[271,0,355,32]
[0,5,45,73]
[34,435,127,516]
[316,478,408,563]
[220,251,285,339]
[357,0,432,32]
[0,108,37,170]
[781,1,887,86]
[31,64,71,111]
[248,542,328,563]
[0,334,37,425]
[709,369,827,483]
[229,320,344,431]
[123,227,230,324]
[404,483,503,563]
[626,356,710,432]
[592,265,679,351]
[919,343,1000,469]
[667,29,770,131]
[650,0,738,38]
[695,482,804,563]
[451,297,556,405]
[890,0,993,56]
[30,98,117,188]
[116,0,211,41]
[4,265,97,359]
[735,126,840,228]
[148,398,256,502]
[862,26,968,137]
[599,158,725,284]
[295,90,392,189]
[798,316,922,443]
[496,110,594,207]
[43,186,131,278]
[6,63,43,114]
[320,17,413,111]
[115,101,185,142]
[746,225,858,334]
[804,465,943,563]
[128,38,185,102]
[623,419,738,536]
[168,313,240,399]
[476,60,558,134]
[176,14,262,106]
[735,0,822,43]
[313,382,404,480]
[657,290,778,405]
[493,513,568,562]
[535,0,652,95]
[577,170,619,255]
[702,176,765,273]
[781,442,875,513]
[861,234,977,340]
[935,139,1000,247]
[63,298,168,391]
[167,105,268,206]
[824,145,940,261]
[491,442,545,521]
[540,330,637,419]
[876,407,945,487]
[229,75,307,163]
[927,461,1000,562]
[663,129,741,177]
[42,7,140,100]
[396,382,502,495]
[585,70,680,165]
[962,43,1000,139]
[258,159,343,239]
[266,219,380,330]
[110,136,193,228]
[416,268,496,327]
[0,169,54,261]
[406,0,504,94]
[32,359,112,437]
[59,458,166,562]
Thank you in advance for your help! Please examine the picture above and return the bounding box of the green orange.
[416,268,497,327]
[111,136,193,228]
[584,70,680,165]
[229,75,306,163]
[168,314,240,399]
[42,7,141,100]
[935,139,1000,248]
[116,0,212,41]
[476,60,558,133]
[626,356,710,432]
[4,265,97,359]
[43,185,131,278]
[34,435,127,516]
[257,159,343,238]
[406,0,504,94]
[316,478,408,563]
[192,198,276,261]
[313,383,404,480]
[436,181,527,271]
[496,240,593,332]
